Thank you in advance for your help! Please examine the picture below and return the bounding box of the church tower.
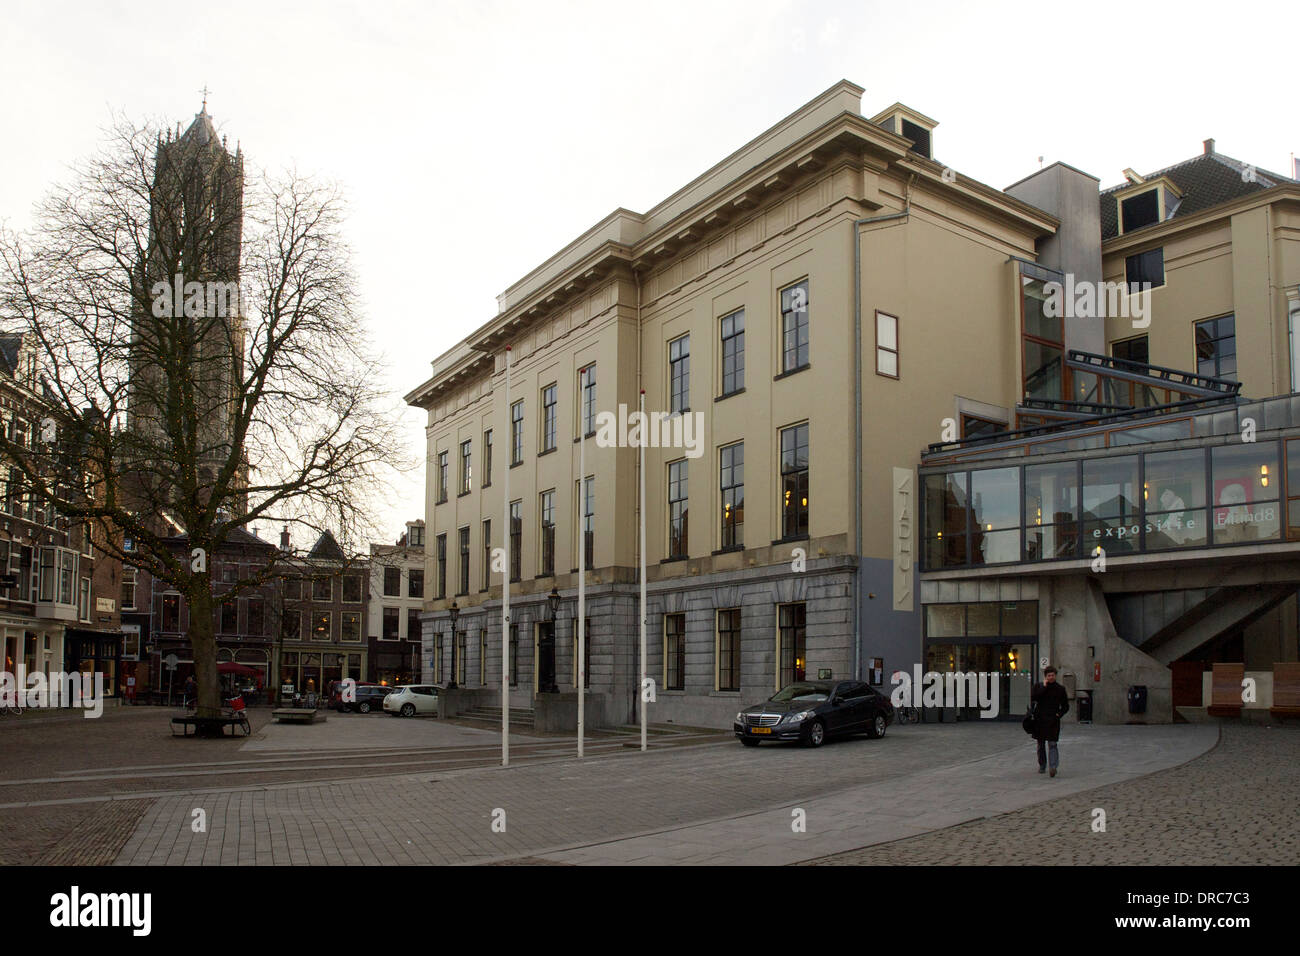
[126,100,249,517]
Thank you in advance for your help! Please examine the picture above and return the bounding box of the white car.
[383,684,440,717]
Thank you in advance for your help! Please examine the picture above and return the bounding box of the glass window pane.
[966,603,999,636]
[1023,340,1063,401]
[1000,602,1037,636]
[925,604,964,638]
[1083,456,1140,520]
[876,313,896,350]
[970,468,1020,529]
[1145,449,1207,510]
[877,350,897,377]
[1021,277,1061,343]
[1211,442,1281,543]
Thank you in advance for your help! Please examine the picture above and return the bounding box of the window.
[539,490,555,576]
[220,599,238,634]
[509,501,522,582]
[285,576,301,600]
[457,631,467,685]
[482,519,492,589]
[248,598,265,636]
[341,611,361,642]
[1112,335,1150,366]
[1211,443,1280,544]
[778,603,807,686]
[1144,449,1207,550]
[459,439,472,494]
[435,534,447,599]
[437,451,449,503]
[717,608,741,692]
[121,566,137,610]
[970,467,1021,564]
[458,527,470,595]
[59,550,76,605]
[668,459,688,558]
[1082,456,1141,555]
[312,576,333,602]
[720,309,745,396]
[342,574,363,603]
[162,593,181,632]
[719,443,744,550]
[312,611,332,641]
[408,524,425,547]
[510,401,524,465]
[281,608,301,641]
[479,630,487,685]
[780,423,810,540]
[221,564,238,584]
[664,612,685,690]
[541,384,557,452]
[382,606,400,640]
[961,415,1005,440]
[1125,247,1165,290]
[78,578,91,622]
[780,280,809,373]
[669,335,690,413]
[579,364,596,435]
[1021,272,1064,402]
[407,608,421,643]
[1195,315,1235,379]
[1120,189,1160,232]
[578,477,594,568]
[408,569,423,599]
[383,565,400,597]
[38,548,56,603]
[1023,463,1079,561]
[1289,301,1300,393]
[483,430,493,486]
[875,311,899,378]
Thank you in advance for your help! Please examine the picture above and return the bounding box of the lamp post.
[447,601,459,689]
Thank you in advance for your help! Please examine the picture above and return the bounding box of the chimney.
[1203,138,1215,156]
[280,526,290,551]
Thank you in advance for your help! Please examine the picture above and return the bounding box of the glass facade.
[923,440,1286,569]
[922,602,1038,718]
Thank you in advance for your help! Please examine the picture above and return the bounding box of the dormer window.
[1114,175,1182,235]
[870,103,938,160]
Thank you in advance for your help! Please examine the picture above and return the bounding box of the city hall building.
[407,80,1300,728]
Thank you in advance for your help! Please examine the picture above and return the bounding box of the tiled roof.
[1100,152,1295,240]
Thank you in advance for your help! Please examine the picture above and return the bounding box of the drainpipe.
[851,180,913,682]
[633,269,642,725]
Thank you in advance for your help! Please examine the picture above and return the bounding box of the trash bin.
[1127,684,1148,715]
[1077,689,1093,723]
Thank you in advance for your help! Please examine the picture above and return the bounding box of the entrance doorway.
[536,622,557,694]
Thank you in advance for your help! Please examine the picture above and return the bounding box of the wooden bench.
[1206,662,1244,718]
[170,715,251,737]
[272,708,325,724]
[1270,662,1300,720]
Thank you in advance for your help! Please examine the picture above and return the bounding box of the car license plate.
[750,726,772,734]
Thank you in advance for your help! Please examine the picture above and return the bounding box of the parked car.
[383,684,441,717]
[734,679,893,747]
[331,683,394,714]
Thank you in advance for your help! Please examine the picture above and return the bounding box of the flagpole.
[639,388,647,752]
[501,345,511,768]
[577,367,586,758]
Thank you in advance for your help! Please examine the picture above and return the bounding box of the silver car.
[383,684,440,717]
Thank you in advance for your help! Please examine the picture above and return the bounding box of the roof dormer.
[1114,174,1182,234]
[869,103,938,160]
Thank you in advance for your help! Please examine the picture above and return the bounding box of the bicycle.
[895,703,920,724]
[2,696,25,716]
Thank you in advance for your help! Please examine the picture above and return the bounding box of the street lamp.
[547,587,561,620]
[447,601,459,689]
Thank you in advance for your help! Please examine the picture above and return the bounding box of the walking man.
[1031,665,1070,776]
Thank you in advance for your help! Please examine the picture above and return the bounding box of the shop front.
[922,601,1038,719]
[63,628,123,700]
[368,636,418,686]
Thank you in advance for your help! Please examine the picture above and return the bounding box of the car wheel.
[740,738,760,748]
[867,713,887,739]
[805,719,826,748]
[401,703,416,717]
[358,702,371,714]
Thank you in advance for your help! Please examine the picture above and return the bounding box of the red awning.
[217,662,261,676]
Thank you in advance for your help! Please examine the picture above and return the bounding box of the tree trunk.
[188,586,221,718]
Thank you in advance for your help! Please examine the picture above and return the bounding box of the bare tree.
[0,113,408,720]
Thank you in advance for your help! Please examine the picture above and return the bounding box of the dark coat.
[1031,681,1069,742]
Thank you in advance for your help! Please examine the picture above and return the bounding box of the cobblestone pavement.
[0,703,723,863]
[113,722,1217,866]
[804,723,1300,866]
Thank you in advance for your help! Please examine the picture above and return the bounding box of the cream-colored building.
[407,80,1070,727]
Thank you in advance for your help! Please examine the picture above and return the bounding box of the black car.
[333,684,394,714]
[734,679,893,747]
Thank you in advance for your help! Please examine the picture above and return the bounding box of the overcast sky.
[2,0,1295,545]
